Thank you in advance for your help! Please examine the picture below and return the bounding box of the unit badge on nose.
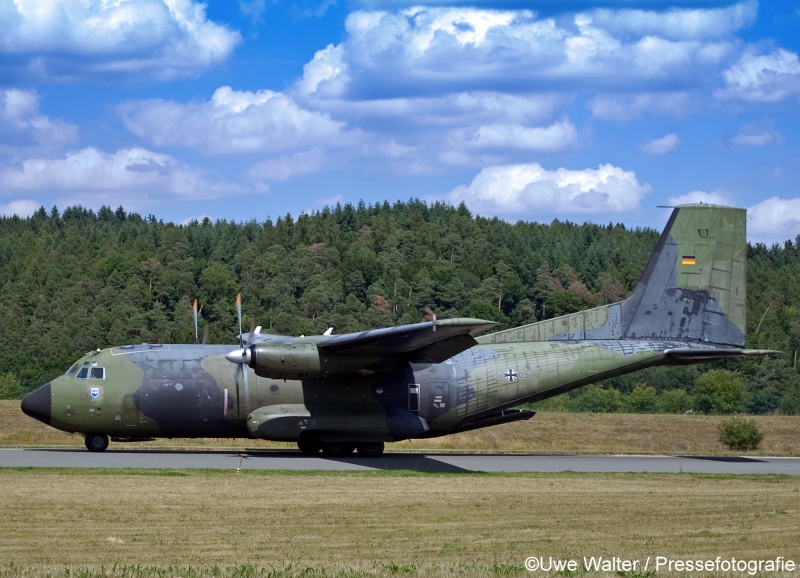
[90,387,100,398]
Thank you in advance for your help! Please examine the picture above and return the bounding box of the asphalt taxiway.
[1,449,799,474]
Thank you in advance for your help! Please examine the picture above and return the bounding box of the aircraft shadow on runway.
[681,455,767,463]
[29,448,473,472]
[241,451,473,473]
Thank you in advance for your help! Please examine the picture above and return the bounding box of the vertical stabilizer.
[620,204,746,346]
[477,204,747,347]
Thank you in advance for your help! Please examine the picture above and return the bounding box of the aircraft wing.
[318,318,498,364]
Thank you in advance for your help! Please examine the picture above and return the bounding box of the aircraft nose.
[21,382,51,425]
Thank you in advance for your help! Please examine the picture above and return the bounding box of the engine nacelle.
[248,343,384,380]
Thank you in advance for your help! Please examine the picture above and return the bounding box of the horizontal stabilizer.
[664,348,778,365]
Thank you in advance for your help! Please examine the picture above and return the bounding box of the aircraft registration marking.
[494,370,529,382]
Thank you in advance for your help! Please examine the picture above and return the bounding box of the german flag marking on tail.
[681,256,696,265]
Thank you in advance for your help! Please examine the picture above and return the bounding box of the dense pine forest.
[1,200,799,413]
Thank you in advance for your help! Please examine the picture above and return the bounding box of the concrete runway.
[1,448,799,474]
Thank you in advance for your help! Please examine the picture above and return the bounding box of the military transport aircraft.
[22,204,771,456]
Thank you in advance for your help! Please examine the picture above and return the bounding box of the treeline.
[1,201,798,413]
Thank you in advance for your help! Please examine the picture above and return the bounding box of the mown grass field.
[2,400,799,455]
[1,468,799,576]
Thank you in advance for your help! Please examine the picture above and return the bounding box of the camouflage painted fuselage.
[41,339,675,441]
[25,203,755,444]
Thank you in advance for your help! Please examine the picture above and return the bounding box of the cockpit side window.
[66,363,79,376]
[90,367,105,379]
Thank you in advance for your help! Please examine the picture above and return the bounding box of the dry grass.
[0,469,799,576]
[3,400,799,455]
[395,412,800,456]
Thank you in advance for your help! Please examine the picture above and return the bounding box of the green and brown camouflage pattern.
[21,204,755,446]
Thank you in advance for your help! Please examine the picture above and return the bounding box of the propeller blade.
[236,293,243,349]
[202,326,209,345]
[235,363,250,416]
[246,320,255,348]
[193,299,199,344]
[242,364,250,415]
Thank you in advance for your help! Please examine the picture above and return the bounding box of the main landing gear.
[85,433,109,452]
[296,440,385,458]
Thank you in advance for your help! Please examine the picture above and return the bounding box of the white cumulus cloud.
[296,43,351,98]
[668,190,730,206]
[642,133,680,155]
[0,198,41,217]
[0,89,77,152]
[0,0,241,80]
[0,147,249,201]
[725,120,783,148]
[748,197,800,243]
[729,131,772,146]
[587,92,690,122]
[120,86,348,154]
[248,149,328,181]
[296,4,751,100]
[716,48,800,102]
[453,119,577,151]
[587,1,757,41]
[447,163,651,216]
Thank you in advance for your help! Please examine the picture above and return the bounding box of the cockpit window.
[90,367,105,379]
[66,363,79,376]
[76,367,89,379]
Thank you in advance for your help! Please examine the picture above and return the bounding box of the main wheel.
[357,442,385,457]
[321,442,356,457]
[297,440,322,454]
[85,433,109,452]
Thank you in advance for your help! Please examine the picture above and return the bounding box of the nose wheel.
[85,434,109,452]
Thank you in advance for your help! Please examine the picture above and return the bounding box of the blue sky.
[1,0,799,243]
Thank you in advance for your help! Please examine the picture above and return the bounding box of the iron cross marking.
[504,369,517,382]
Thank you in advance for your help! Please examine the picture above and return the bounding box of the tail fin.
[620,204,746,346]
[478,204,747,347]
